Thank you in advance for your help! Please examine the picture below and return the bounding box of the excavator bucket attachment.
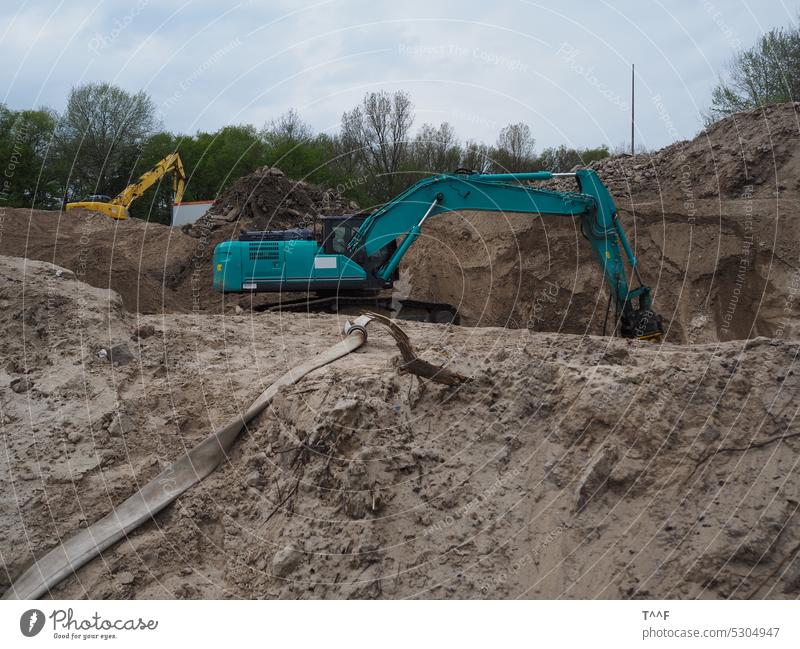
[621,308,664,342]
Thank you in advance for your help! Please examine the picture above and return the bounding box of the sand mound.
[3,256,799,599]
[0,207,197,313]
[0,170,358,314]
[562,101,800,201]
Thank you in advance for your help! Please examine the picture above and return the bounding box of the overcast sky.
[1,0,797,151]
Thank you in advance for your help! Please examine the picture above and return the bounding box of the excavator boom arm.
[348,169,661,339]
[65,152,186,220]
[111,152,186,208]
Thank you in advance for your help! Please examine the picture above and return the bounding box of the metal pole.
[631,63,635,156]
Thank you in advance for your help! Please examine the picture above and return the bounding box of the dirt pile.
[555,101,800,201]
[0,169,358,314]
[191,165,357,238]
[0,207,198,313]
[403,102,800,342]
[3,256,799,599]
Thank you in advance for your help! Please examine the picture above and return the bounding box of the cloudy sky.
[1,0,796,151]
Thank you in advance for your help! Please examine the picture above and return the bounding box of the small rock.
[244,470,263,488]
[281,207,302,220]
[97,348,108,360]
[67,431,83,444]
[234,305,244,315]
[107,412,135,437]
[9,377,33,393]
[272,545,303,577]
[108,344,134,366]
[4,360,22,374]
[268,166,285,177]
[117,571,135,585]
[134,324,156,339]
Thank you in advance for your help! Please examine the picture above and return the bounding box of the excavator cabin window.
[321,215,365,255]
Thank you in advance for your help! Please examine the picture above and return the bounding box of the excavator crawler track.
[252,295,460,324]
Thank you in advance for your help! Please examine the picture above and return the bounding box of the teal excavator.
[212,169,664,340]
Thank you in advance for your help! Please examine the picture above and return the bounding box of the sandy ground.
[2,256,798,599]
[3,102,800,599]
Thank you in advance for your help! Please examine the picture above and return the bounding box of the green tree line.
[0,83,609,224]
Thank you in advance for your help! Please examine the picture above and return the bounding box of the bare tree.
[55,82,157,199]
[493,122,535,172]
[612,141,649,156]
[262,108,313,145]
[341,90,414,198]
[460,139,492,173]
[412,122,461,172]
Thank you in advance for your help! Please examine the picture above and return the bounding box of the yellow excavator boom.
[65,152,187,220]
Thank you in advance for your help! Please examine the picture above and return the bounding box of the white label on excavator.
[314,257,337,269]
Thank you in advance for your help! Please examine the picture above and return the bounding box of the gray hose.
[3,315,372,600]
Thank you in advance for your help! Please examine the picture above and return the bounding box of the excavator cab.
[321,215,365,255]
[320,215,399,284]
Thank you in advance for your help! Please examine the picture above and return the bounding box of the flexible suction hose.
[3,315,373,600]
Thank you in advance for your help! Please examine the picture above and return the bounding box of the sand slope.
[2,256,798,599]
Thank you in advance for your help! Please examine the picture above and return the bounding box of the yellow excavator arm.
[65,152,186,220]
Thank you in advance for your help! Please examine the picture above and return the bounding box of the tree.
[460,139,492,173]
[180,125,267,201]
[341,90,414,199]
[0,104,61,208]
[579,145,610,166]
[262,108,313,145]
[411,122,461,173]
[55,82,158,201]
[706,24,800,123]
[536,144,610,172]
[260,110,345,187]
[492,122,536,172]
